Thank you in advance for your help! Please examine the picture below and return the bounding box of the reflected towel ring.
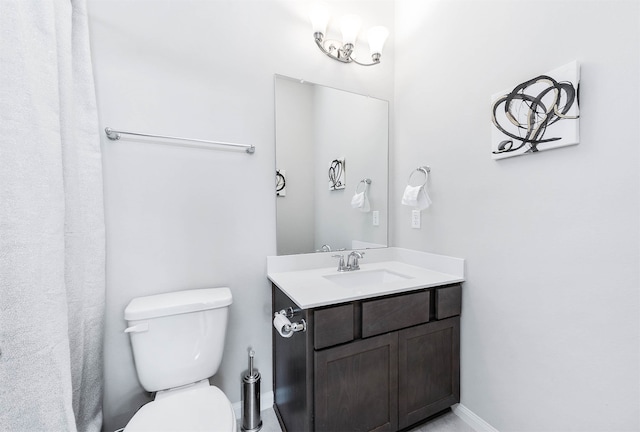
[407,166,430,187]
[355,178,372,193]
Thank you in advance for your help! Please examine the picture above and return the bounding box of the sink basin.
[323,269,412,287]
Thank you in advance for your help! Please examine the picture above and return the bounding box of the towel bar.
[104,127,255,154]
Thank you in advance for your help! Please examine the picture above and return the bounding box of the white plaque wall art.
[491,61,580,160]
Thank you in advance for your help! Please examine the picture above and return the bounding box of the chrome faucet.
[333,251,365,272]
[347,251,365,270]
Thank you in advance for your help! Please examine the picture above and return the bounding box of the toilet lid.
[124,386,235,432]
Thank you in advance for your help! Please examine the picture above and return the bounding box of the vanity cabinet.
[272,283,461,432]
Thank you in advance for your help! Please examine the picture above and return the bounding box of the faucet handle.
[332,254,346,272]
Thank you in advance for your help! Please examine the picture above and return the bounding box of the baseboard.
[232,396,494,431]
[452,403,499,432]
[232,391,274,420]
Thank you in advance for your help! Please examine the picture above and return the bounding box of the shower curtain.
[0,1,105,431]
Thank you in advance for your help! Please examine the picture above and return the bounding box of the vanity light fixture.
[310,5,389,66]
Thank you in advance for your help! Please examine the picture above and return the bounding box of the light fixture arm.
[313,33,381,67]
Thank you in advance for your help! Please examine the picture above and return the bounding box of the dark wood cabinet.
[272,283,461,432]
[315,332,398,432]
[398,317,460,429]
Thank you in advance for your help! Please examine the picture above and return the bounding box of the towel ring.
[408,166,430,187]
[355,178,371,193]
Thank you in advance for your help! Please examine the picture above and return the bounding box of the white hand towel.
[351,192,371,212]
[401,185,432,210]
[351,192,364,208]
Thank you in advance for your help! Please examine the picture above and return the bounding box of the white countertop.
[267,247,465,309]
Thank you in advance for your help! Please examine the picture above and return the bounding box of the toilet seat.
[124,385,236,432]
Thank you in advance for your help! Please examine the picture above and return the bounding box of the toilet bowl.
[123,288,235,432]
[124,380,236,432]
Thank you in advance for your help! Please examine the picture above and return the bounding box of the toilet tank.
[124,287,233,392]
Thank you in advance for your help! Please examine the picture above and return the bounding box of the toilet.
[123,287,236,432]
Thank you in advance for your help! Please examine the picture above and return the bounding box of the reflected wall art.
[491,61,580,160]
[276,169,286,197]
[328,158,346,190]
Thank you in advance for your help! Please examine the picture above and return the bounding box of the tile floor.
[240,407,477,432]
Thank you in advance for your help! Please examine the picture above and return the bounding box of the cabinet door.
[398,317,460,429]
[315,333,398,432]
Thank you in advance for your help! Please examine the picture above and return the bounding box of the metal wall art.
[491,61,580,160]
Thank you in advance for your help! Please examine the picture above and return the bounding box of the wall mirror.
[275,75,389,255]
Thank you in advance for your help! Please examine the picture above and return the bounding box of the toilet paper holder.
[274,310,307,333]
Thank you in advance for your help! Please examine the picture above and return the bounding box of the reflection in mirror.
[275,75,389,255]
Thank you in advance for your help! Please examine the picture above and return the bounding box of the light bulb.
[310,5,330,36]
[340,14,362,46]
[367,26,389,57]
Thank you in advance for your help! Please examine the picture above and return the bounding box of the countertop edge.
[272,276,465,309]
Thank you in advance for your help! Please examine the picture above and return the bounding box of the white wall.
[86,1,394,430]
[394,1,639,431]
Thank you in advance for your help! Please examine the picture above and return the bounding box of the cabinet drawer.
[436,284,461,320]
[362,290,430,338]
[314,303,355,349]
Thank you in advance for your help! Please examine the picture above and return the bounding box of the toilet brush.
[242,349,262,431]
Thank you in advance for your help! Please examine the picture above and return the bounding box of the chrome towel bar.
[104,127,255,154]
